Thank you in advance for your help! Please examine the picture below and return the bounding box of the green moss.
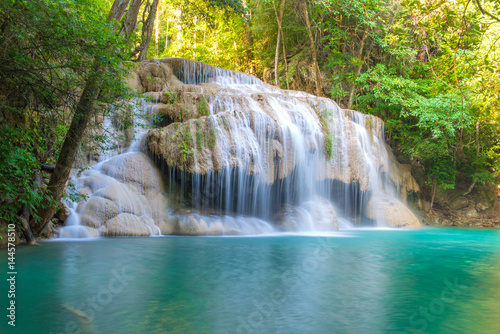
[207,124,217,148]
[176,124,195,161]
[365,117,373,136]
[198,94,209,116]
[314,108,335,159]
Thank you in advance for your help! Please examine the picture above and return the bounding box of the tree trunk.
[108,0,131,23]
[242,0,254,72]
[32,0,131,235]
[120,0,142,37]
[347,30,368,109]
[138,0,160,61]
[302,1,322,97]
[428,181,437,213]
[19,172,42,244]
[155,7,159,57]
[281,25,289,90]
[273,0,287,88]
[476,121,480,155]
[273,3,281,86]
[32,64,102,235]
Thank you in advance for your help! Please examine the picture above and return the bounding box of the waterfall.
[60,58,420,238]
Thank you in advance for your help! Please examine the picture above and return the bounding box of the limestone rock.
[75,152,165,237]
[277,197,338,231]
[79,197,119,228]
[367,194,422,228]
[101,213,155,236]
[176,215,208,235]
[157,215,179,235]
[302,197,339,231]
[138,60,171,92]
[278,204,308,231]
[100,153,162,195]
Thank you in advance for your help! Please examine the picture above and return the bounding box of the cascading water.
[58,98,166,238]
[60,58,420,238]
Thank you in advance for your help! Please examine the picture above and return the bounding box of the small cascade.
[61,58,420,238]
[58,206,96,239]
[58,99,166,239]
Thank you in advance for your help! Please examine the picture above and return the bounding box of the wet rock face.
[167,214,274,235]
[76,153,168,236]
[366,194,421,228]
[67,58,422,237]
[277,197,338,232]
[142,58,421,228]
[144,60,421,193]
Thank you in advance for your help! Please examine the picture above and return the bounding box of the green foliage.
[0,0,133,224]
[198,94,210,116]
[152,0,249,71]
[314,109,335,159]
[176,124,196,161]
[424,156,457,192]
[0,124,57,224]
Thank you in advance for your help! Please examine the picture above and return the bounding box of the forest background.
[1,0,500,240]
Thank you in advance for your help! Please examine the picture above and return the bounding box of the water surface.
[1,227,499,334]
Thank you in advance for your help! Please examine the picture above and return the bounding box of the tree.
[0,0,133,238]
[301,0,323,96]
[32,0,152,235]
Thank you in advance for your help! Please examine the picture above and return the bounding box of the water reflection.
[1,228,499,334]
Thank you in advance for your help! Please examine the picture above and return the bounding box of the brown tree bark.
[108,0,131,22]
[241,0,254,72]
[17,172,42,244]
[347,30,368,109]
[138,0,160,61]
[32,64,102,235]
[273,0,288,88]
[301,1,322,97]
[31,0,132,235]
[120,0,142,37]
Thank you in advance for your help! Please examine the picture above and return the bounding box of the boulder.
[367,194,422,228]
[475,190,496,213]
[93,182,150,217]
[449,196,470,210]
[277,197,338,232]
[79,196,119,228]
[277,204,308,231]
[302,197,339,231]
[100,153,163,194]
[100,213,155,236]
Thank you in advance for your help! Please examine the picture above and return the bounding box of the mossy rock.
[475,190,496,212]
[449,196,470,210]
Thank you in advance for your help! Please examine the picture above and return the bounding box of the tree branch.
[475,0,500,22]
